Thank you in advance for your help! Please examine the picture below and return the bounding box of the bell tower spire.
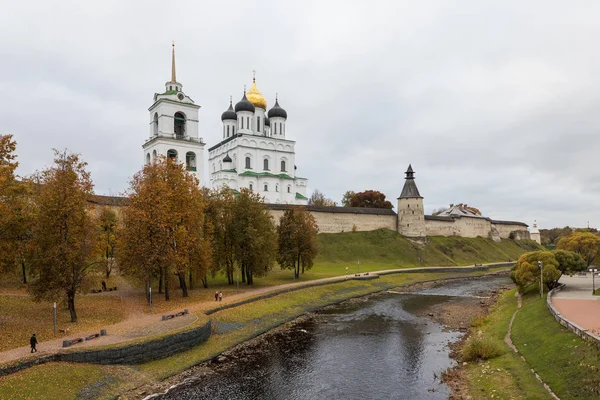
[165,42,182,93]
[171,41,177,83]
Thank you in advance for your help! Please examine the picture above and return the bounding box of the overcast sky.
[2,1,599,229]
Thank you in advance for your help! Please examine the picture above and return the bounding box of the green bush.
[461,336,503,361]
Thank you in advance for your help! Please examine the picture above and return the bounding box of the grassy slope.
[315,229,541,270]
[512,294,600,399]
[462,290,551,399]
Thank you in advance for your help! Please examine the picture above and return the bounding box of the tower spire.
[171,41,176,82]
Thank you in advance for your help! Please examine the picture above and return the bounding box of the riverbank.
[0,267,510,400]
[447,285,600,399]
[129,271,512,399]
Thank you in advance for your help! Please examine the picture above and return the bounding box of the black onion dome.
[264,117,270,126]
[223,154,232,162]
[235,93,255,113]
[268,99,287,119]
[221,102,237,121]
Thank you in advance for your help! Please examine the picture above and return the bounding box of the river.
[154,274,512,400]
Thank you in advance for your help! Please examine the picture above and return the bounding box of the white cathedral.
[143,45,308,205]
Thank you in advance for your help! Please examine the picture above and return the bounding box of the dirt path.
[0,264,507,368]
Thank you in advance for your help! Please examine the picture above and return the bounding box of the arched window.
[257,116,261,132]
[247,117,250,130]
[281,160,286,172]
[146,153,151,164]
[287,185,291,193]
[186,152,196,171]
[174,112,186,137]
[245,157,251,169]
[153,113,158,136]
[152,150,157,161]
[227,125,230,137]
[264,183,268,192]
[274,124,277,135]
[167,149,177,161]
[276,184,279,192]
[249,183,253,191]
[264,158,269,171]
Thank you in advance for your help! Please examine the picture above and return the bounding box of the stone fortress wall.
[89,195,529,241]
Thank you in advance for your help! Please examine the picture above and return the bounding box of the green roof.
[239,171,295,180]
[162,90,178,95]
[295,192,308,200]
[222,169,237,173]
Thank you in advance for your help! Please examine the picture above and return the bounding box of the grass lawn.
[0,295,125,352]
[512,294,600,399]
[461,289,551,399]
[0,363,141,400]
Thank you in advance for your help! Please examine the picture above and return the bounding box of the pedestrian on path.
[219,291,223,302]
[215,291,219,301]
[30,334,37,353]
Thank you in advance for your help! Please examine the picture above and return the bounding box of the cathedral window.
[233,126,235,135]
[276,184,279,192]
[227,126,230,137]
[274,124,277,135]
[281,160,286,172]
[174,112,186,137]
[287,185,291,193]
[264,184,268,192]
[146,153,151,164]
[186,152,196,171]
[249,183,253,191]
[152,150,157,161]
[247,117,250,130]
[257,116,261,132]
[245,157,251,169]
[264,159,269,171]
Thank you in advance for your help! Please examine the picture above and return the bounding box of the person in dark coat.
[30,334,38,353]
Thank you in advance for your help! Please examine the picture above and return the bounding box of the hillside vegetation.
[315,229,542,270]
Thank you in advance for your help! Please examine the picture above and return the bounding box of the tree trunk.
[241,264,246,283]
[188,271,194,290]
[159,268,164,294]
[163,267,170,301]
[21,260,27,284]
[67,289,77,322]
[202,276,208,288]
[178,272,188,297]
[145,279,150,304]
[246,265,252,285]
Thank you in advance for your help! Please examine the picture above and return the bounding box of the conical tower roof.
[398,164,422,199]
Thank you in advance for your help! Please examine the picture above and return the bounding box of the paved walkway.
[551,274,600,335]
[0,264,504,369]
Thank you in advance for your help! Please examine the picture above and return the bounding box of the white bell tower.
[142,42,205,183]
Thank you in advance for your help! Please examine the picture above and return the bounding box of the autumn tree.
[557,232,600,267]
[510,251,561,293]
[119,157,210,300]
[277,207,319,279]
[98,207,118,278]
[341,191,356,207]
[308,189,337,207]
[232,188,276,285]
[28,150,99,322]
[347,190,393,209]
[552,249,586,279]
[205,187,236,285]
[0,135,36,283]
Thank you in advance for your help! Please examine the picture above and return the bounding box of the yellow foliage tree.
[557,232,600,267]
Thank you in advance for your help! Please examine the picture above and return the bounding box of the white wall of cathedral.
[142,139,205,184]
[270,117,285,138]
[149,101,199,139]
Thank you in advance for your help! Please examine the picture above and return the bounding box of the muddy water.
[156,275,511,400]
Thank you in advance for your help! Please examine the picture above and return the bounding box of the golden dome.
[246,77,267,110]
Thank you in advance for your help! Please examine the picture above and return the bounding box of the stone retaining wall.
[547,285,600,346]
[0,320,211,376]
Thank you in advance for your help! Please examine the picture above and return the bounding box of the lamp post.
[538,261,543,298]
[53,302,57,336]
[358,260,360,275]
[589,268,598,294]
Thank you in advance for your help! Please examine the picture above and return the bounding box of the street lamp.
[589,268,598,294]
[538,261,543,298]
